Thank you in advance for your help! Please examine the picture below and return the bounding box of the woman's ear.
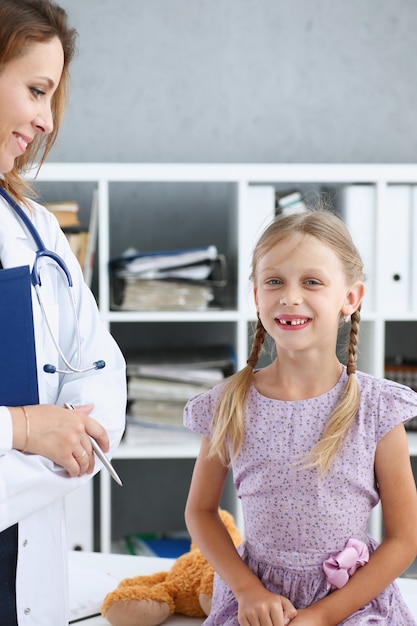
[343,280,365,315]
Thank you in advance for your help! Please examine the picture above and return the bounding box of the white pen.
[64,403,123,486]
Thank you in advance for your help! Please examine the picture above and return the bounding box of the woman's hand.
[11,403,109,477]
[236,585,297,626]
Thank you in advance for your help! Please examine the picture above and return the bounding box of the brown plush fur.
[102,510,242,626]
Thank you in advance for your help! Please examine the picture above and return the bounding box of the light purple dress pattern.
[184,368,417,625]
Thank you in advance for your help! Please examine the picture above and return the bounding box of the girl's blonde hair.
[0,0,77,204]
[210,208,364,474]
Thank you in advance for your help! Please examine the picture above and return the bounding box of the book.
[125,345,236,378]
[110,245,219,280]
[124,533,191,558]
[112,278,214,311]
[125,345,234,428]
[275,189,307,215]
[128,376,209,402]
[45,200,81,228]
[64,228,89,270]
[44,192,98,288]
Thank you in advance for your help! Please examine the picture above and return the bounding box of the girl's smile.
[276,315,311,330]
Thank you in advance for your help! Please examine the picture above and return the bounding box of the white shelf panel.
[105,309,240,323]
[113,440,200,460]
[33,162,417,184]
[407,432,417,456]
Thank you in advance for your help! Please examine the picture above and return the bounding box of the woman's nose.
[33,105,54,135]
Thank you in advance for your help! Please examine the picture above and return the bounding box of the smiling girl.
[184,209,417,625]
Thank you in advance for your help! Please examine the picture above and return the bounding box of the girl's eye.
[30,86,45,98]
[266,278,282,285]
[305,279,321,286]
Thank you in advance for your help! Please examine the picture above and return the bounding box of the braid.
[209,316,267,463]
[302,306,362,474]
[247,317,267,369]
[346,307,361,376]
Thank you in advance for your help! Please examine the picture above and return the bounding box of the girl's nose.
[279,288,303,306]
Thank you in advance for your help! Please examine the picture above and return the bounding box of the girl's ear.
[343,280,365,315]
[253,286,258,308]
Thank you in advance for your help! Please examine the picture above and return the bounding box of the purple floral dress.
[184,368,417,625]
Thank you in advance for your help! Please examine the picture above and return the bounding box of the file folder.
[380,185,411,314]
[0,264,39,624]
[0,264,39,406]
[340,184,376,313]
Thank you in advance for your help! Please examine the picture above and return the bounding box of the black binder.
[0,264,39,405]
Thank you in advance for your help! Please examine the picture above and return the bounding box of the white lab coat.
[0,194,126,624]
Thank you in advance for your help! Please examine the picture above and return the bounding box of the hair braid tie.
[346,361,357,376]
[247,355,258,369]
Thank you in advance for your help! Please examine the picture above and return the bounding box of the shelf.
[407,432,417,456]
[31,162,417,184]
[105,309,240,323]
[37,163,417,551]
[113,439,201,460]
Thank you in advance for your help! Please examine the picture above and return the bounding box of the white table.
[69,551,417,625]
[69,551,204,625]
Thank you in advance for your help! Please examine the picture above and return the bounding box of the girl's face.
[254,233,364,356]
[0,37,64,174]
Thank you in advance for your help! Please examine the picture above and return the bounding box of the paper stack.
[110,246,226,312]
[124,345,235,432]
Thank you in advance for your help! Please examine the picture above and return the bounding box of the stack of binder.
[110,245,226,311]
[44,190,99,289]
[124,345,235,434]
[275,189,307,215]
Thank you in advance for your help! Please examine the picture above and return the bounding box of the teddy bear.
[101,509,242,626]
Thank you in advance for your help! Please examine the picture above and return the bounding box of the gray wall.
[53,0,417,164]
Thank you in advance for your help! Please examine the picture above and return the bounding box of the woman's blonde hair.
[0,0,77,204]
[210,208,364,474]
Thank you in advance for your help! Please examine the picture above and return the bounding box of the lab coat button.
[24,607,31,615]
[23,539,28,547]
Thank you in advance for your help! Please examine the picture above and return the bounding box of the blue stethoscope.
[0,186,105,375]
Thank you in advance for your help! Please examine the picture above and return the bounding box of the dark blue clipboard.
[0,264,39,406]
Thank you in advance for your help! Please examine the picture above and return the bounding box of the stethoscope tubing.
[0,186,105,375]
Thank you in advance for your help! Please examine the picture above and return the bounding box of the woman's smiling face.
[0,37,64,174]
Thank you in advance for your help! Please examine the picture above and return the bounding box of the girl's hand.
[236,585,297,626]
[11,403,109,477]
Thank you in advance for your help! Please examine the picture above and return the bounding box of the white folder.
[379,185,411,314]
[240,185,275,317]
[340,184,376,313]
[411,186,417,312]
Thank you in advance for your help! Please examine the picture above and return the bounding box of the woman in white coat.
[0,1,126,623]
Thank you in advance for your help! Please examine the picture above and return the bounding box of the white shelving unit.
[33,163,417,551]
